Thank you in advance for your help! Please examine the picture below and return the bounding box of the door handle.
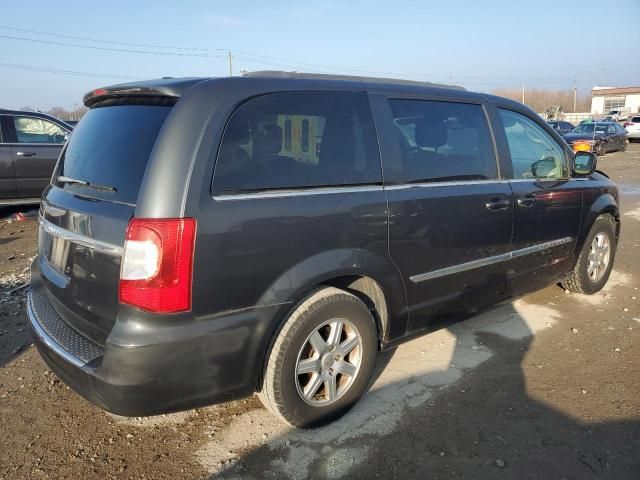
[16,151,36,157]
[517,196,536,208]
[485,199,511,211]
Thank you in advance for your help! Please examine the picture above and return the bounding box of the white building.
[591,86,640,115]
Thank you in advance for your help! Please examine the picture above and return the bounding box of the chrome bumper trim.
[38,215,123,256]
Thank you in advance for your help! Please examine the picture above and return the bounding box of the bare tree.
[45,106,88,121]
[492,88,591,113]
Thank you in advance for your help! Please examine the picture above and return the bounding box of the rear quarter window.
[57,105,171,204]
[212,92,381,194]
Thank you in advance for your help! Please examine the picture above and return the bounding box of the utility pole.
[573,76,577,112]
[521,80,525,104]
[228,50,233,77]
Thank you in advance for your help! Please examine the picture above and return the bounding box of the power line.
[0,25,208,51]
[0,62,139,79]
[0,34,209,57]
[233,50,576,84]
[0,25,580,88]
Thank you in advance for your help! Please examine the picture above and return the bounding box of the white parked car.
[607,109,629,122]
[624,116,640,142]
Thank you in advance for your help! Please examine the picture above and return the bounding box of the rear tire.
[258,287,377,428]
[561,215,616,294]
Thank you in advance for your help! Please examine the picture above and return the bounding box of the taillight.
[624,122,632,127]
[119,218,196,313]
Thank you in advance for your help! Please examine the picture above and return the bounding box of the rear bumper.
[28,260,283,416]
[626,131,640,139]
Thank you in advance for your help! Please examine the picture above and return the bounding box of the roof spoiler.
[83,86,180,108]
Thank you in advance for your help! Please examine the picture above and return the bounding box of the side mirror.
[573,151,597,176]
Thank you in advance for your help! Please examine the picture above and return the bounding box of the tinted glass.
[574,123,608,134]
[57,105,171,204]
[213,92,381,193]
[388,99,497,183]
[13,116,67,144]
[284,119,292,151]
[631,116,640,123]
[498,109,568,180]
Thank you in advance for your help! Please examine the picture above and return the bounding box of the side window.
[498,109,568,180]
[13,116,67,144]
[388,99,497,183]
[213,92,381,193]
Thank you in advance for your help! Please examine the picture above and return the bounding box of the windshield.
[572,123,608,134]
[56,105,171,204]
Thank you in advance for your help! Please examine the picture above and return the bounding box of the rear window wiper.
[57,175,117,192]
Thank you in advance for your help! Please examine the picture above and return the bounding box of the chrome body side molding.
[410,237,573,283]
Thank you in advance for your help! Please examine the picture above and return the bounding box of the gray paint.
[27,75,620,418]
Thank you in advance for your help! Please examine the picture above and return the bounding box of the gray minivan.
[28,72,619,427]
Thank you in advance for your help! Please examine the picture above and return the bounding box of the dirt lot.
[1,145,639,480]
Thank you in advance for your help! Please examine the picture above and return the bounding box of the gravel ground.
[0,145,639,480]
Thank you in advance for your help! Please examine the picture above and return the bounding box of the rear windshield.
[56,105,171,204]
[632,117,640,123]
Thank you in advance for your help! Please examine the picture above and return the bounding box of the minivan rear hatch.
[37,95,175,344]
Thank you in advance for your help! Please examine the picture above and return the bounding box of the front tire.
[258,287,378,427]
[561,215,617,294]
[597,142,607,156]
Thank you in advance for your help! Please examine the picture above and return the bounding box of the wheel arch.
[577,193,620,254]
[252,248,407,389]
[321,275,389,347]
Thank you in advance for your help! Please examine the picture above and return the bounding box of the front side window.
[213,92,381,193]
[13,116,67,144]
[498,109,568,180]
[388,99,497,183]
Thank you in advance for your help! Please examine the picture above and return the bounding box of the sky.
[1,0,639,110]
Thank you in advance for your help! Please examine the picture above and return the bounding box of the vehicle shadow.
[0,280,32,368]
[208,299,640,480]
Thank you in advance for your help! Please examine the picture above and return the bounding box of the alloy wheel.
[295,318,362,406]
[587,232,610,282]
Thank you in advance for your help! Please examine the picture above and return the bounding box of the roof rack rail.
[242,70,465,90]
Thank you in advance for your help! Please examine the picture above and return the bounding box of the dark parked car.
[0,109,71,205]
[547,120,574,136]
[563,121,627,156]
[28,73,620,427]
